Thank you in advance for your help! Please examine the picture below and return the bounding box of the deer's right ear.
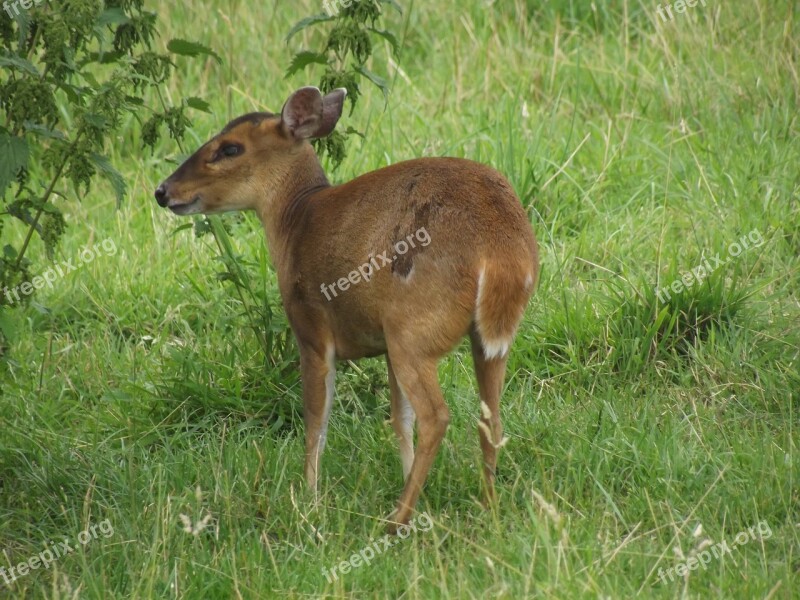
[281,87,324,140]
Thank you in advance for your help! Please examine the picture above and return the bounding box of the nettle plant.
[0,0,214,348]
[0,0,402,368]
[284,0,402,166]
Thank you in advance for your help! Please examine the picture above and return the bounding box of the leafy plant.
[0,0,211,351]
[285,0,402,167]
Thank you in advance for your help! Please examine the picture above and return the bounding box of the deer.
[154,86,539,531]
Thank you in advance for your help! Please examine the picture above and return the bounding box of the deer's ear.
[281,87,324,140]
[314,88,347,138]
[280,87,347,140]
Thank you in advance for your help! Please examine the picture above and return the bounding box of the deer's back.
[306,157,534,263]
[284,157,537,358]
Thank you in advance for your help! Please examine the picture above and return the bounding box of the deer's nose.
[154,183,169,207]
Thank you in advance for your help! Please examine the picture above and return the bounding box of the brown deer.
[155,86,539,530]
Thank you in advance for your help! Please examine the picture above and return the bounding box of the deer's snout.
[154,183,169,207]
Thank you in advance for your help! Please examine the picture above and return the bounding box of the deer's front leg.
[300,344,336,493]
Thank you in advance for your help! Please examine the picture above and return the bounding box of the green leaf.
[344,126,365,139]
[7,199,37,230]
[285,14,335,42]
[354,65,390,100]
[0,54,40,76]
[193,216,212,237]
[0,135,29,196]
[124,95,145,107]
[83,113,108,129]
[81,71,101,88]
[22,122,67,141]
[285,51,328,77]
[0,308,19,341]
[170,223,195,236]
[369,28,400,56]
[167,39,222,64]
[90,153,126,206]
[84,50,125,65]
[96,7,131,27]
[8,8,31,47]
[186,97,213,113]
[61,83,85,105]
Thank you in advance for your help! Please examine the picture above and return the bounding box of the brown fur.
[155,87,539,530]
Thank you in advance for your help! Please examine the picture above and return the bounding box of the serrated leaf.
[167,39,222,64]
[285,51,328,78]
[193,216,212,237]
[81,71,101,88]
[39,201,61,215]
[0,135,29,196]
[62,85,82,105]
[354,65,390,100]
[84,50,125,65]
[124,95,145,107]
[0,54,40,76]
[186,97,212,113]
[9,9,31,47]
[344,126,365,139]
[7,199,37,229]
[23,122,67,141]
[90,153,126,206]
[369,28,400,56]
[96,7,131,27]
[285,14,335,42]
[83,113,108,129]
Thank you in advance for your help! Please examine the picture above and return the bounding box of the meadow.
[1,0,798,597]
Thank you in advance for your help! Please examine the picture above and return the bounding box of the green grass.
[2,0,798,597]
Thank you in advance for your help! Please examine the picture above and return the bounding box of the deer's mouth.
[168,196,202,215]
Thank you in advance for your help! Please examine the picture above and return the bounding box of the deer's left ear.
[315,88,347,138]
[280,87,346,141]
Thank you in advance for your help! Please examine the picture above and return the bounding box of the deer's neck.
[255,144,329,270]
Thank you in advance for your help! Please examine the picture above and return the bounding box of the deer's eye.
[213,144,243,161]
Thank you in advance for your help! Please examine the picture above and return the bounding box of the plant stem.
[13,132,83,271]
